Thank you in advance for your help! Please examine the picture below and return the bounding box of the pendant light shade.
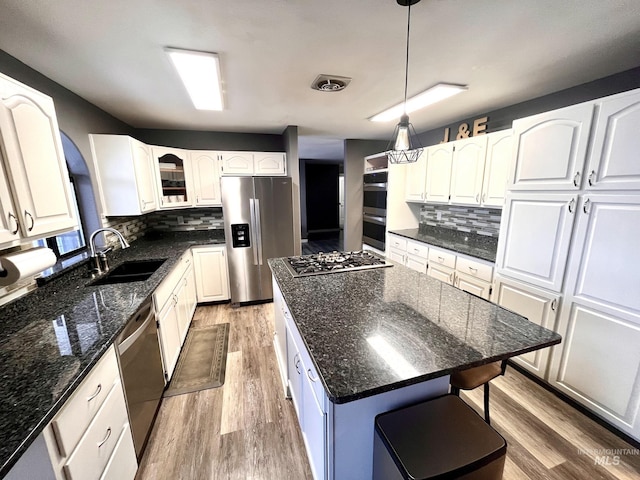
[386,0,423,164]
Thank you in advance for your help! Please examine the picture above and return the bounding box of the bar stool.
[450,360,508,425]
[374,394,507,479]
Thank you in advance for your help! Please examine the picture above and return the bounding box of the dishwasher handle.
[118,304,156,354]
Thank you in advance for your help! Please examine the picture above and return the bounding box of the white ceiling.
[1,0,639,160]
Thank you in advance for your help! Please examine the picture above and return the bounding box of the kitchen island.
[269,256,561,480]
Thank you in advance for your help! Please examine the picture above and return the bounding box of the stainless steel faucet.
[89,227,130,276]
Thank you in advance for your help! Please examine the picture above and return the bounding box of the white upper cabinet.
[481,129,513,207]
[425,143,454,203]
[404,149,428,203]
[220,152,254,175]
[495,192,578,292]
[0,72,76,241]
[450,135,488,205]
[584,88,640,191]
[220,151,286,176]
[254,152,286,175]
[91,134,157,216]
[189,151,221,206]
[152,146,192,209]
[510,102,594,191]
[0,157,20,244]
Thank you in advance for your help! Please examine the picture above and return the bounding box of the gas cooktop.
[284,250,392,277]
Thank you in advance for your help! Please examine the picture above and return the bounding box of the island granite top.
[269,256,561,405]
[0,230,224,477]
[389,226,498,263]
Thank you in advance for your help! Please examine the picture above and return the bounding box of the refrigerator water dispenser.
[231,223,250,248]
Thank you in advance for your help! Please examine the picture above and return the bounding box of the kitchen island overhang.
[269,256,562,404]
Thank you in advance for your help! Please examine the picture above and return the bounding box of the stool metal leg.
[484,382,491,424]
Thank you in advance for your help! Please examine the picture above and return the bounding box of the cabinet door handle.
[24,211,34,231]
[573,171,581,188]
[294,354,301,374]
[482,193,487,203]
[475,193,480,203]
[568,198,575,213]
[468,266,478,274]
[307,369,319,382]
[449,272,454,284]
[97,427,112,448]
[86,383,102,402]
[8,212,19,234]
[588,170,595,186]
[583,198,591,214]
[551,299,557,311]
[437,256,445,263]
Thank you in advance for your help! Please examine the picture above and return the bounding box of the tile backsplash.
[419,204,502,237]
[145,207,224,232]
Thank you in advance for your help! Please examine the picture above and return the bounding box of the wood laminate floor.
[137,303,640,480]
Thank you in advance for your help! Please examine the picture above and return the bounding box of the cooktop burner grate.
[284,250,392,277]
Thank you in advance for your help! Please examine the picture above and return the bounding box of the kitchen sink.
[88,259,167,286]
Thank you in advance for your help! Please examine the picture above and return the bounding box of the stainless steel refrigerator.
[221,176,295,304]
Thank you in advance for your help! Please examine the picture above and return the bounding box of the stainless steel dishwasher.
[116,300,165,460]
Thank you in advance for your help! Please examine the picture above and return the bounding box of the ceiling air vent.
[311,74,352,92]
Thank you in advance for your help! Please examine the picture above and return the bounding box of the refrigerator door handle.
[254,198,264,265]
[249,198,259,266]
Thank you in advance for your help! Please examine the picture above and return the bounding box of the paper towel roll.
[0,247,57,286]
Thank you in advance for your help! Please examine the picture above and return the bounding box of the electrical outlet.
[177,216,184,225]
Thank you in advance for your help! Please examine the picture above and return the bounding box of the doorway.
[301,162,343,254]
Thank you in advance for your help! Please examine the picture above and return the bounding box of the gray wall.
[283,125,302,255]
[343,139,388,251]
[134,129,284,151]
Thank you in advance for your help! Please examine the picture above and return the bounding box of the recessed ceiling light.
[165,48,224,111]
[370,83,467,122]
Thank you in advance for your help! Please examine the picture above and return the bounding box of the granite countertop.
[0,230,224,477]
[269,257,561,405]
[389,226,499,263]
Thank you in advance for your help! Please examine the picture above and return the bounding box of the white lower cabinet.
[154,251,196,380]
[40,346,137,480]
[492,275,560,378]
[99,424,138,480]
[274,275,450,480]
[548,302,640,439]
[192,245,230,302]
[272,280,289,396]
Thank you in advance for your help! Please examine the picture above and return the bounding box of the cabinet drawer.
[428,247,456,269]
[52,346,118,456]
[427,264,455,285]
[154,251,192,309]
[406,240,429,259]
[387,235,407,251]
[63,380,129,480]
[99,424,137,480]
[456,256,493,283]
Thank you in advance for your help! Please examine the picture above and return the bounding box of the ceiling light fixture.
[165,48,224,111]
[370,83,468,123]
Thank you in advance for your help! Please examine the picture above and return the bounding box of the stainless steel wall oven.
[362,171,388,251]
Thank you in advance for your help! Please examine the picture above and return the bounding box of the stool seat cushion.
[375,395,506,479]
[450,362,503,390]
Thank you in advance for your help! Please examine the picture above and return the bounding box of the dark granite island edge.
[268,256,561,405]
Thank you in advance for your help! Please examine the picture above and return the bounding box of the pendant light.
[386,0,423,164]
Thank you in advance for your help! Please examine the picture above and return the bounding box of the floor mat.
[163,323,230,397]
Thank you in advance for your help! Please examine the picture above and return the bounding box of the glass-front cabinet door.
[152,147,192,209]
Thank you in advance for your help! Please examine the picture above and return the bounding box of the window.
[36,177,86,258]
